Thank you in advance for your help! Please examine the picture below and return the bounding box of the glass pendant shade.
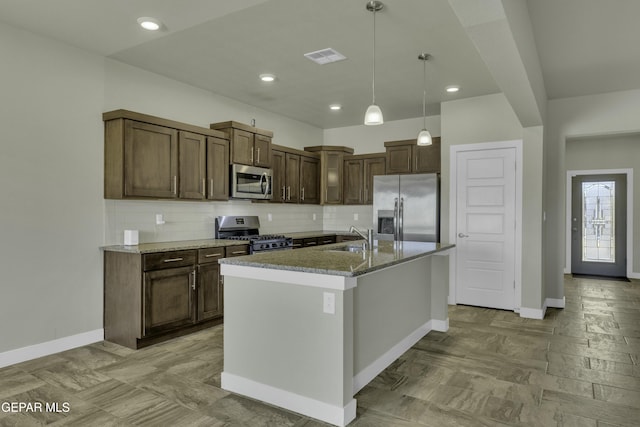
[364,104,384,125]
[417,128,432,146]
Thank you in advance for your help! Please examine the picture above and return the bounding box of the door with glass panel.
[571,174,626,277]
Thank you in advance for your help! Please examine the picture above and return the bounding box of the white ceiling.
[1,0,640,129]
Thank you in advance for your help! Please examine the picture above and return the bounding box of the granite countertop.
[283,230,358,239]
[219,240,455,277]
[101,239,247,254]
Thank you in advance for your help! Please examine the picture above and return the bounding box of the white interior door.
[455,148,516,310]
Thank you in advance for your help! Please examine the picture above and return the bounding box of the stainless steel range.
[214,215,293,254]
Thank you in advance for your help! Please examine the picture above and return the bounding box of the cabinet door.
[323,152,343,204]
[197,263,222,321]
[207,136,229,200]
[179,131,206,200]
[413,137,441,173]
[124,120,178,198]
[143,265,195,336]
[386,145,412,175]
[285,153,300,203]
[254,134,272,168]
[363,157,386,204]
[300,156,319,204]
[343,159,364,205]
[231,129,254,165]
[271,149,286,202]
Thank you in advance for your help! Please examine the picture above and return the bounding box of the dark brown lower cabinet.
[143,265,196,336]
[104,244,248,349]
[196,247,225,322]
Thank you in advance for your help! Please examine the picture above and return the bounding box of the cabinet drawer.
[198,247,225,264]
[318,235,336,245]
[303,237,319,247]
[226,245,250,257]
[143,250,196,271]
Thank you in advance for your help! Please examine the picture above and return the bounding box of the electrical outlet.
[353,213,359,221]
[323,292,335,314]
[267,213,273,222]
[313,213,317,221]
[155,214,165,225]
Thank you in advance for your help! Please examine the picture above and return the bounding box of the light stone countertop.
[101,239,246,254]
[219,240,455,277]
[283,230,358,239]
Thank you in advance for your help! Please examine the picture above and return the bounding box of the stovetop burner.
[214,216,293,253]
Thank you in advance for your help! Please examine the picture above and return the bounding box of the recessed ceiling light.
[137,17,161,31]
[329,104,342,111]
[259,74,276,82]
[446,85,460,93]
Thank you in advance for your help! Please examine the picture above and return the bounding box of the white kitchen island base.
[220,241,453,427]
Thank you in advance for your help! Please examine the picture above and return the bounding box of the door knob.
[458,233,469,238]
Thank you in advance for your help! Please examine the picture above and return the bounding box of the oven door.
[231,164,273,200]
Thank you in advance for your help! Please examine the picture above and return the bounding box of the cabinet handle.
[325,187,328,202]
[256,147,261,164]
[281,186,286,201]
[210,179,214,198]
[163,257,183,263]
[202,178,206,197]
[287,186,291,201]
[173,176,177,196]
[251,148,254,164]
[191,270,196,290]
[204,253,222,258]
[301,187,305,201]
[231,250,247,255]
[415,156,417,172]
[306,241,317,246]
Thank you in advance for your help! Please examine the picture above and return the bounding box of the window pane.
[582,181,615,263]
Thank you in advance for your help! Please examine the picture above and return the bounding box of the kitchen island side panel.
[222,277,354,408]
[353,257,431,381]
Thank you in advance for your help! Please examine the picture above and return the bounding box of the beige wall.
[441,93,545,310]
[565,134,640,274]
[546,89,640,298]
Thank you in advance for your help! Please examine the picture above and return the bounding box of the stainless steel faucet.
[349,226,374,250]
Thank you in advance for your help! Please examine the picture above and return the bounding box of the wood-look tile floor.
[1,275,639,426]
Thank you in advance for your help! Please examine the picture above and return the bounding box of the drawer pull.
[231,251,247,255]
[163,257,183,263]
[204,253,223,258]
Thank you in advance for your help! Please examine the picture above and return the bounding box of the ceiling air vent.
[304,48,347,65]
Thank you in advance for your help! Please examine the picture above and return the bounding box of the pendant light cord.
[422,56,427,128]
[372,5,377,105]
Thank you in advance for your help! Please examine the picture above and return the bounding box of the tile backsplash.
[104,200,374,245]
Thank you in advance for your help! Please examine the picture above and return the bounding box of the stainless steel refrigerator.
[373,173,439,242]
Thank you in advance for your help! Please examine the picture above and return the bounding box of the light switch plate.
[323,292,335,314]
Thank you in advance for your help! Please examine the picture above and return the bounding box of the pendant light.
[417,53,432,146]
[364,1,384,125]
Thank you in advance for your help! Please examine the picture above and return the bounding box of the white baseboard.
[628,272,640,280]
[352,320,432,394]
[222,372,356,427]
[0,329,104,369]
[519,306,545,320]
[448,295,456,305]
[431,318,449,332]
[545,297,566,308]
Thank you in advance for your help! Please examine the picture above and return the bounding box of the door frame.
[449,140,523,311]
[565,168,634,278]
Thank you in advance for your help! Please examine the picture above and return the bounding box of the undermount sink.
[326,244,367,253]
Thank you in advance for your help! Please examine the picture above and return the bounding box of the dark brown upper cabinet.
[103,110,229,201]
[210,121,273,168]
[384,137,441,175]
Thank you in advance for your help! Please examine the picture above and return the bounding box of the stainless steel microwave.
[230,164,273,200]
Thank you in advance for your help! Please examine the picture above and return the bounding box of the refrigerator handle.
[393,197,399,241]
[399,197,404,241]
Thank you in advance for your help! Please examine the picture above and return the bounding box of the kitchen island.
[219,240,454,426]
